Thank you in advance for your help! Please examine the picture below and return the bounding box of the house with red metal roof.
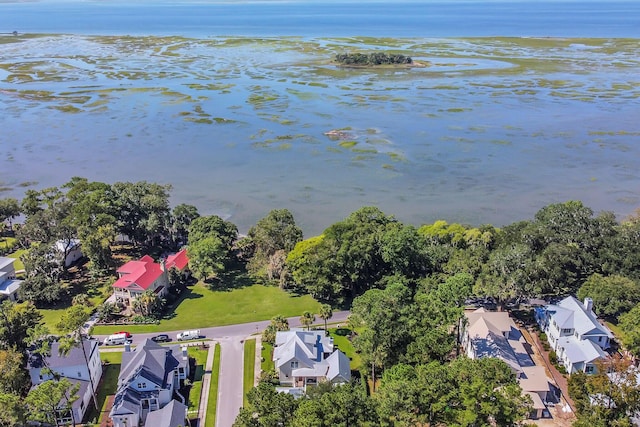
[165,249,190,278]
[112,255,169,306]
[112,250,190,307]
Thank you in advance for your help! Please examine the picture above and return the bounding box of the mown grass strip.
[243,338,256,406]
[205,343,221,427]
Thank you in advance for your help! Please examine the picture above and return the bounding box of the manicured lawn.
[243,338,256,406]
[86,353,123,424]
[93,283,322,335]
[7,247,26,271]
[329,327,361,371]
[205,343,221,427]
[261,342,274,373]
[39,304,94,334]
[187,347,209,418]
[100,351,123,365]
[38,307,68,333]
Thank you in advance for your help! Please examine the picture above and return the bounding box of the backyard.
[93,283,322,334]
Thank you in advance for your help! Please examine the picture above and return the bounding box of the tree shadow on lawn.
[204,261,254,292]
[161,288,203,320]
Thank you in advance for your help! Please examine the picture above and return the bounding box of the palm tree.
[319,304,333,333]
[300,311,315,331]
[133,290,162,317]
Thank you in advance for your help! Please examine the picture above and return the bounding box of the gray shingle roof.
[119,339,180,389]
[144,399,187,427]
[28,339,99,370]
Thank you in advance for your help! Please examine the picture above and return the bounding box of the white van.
[177,330,201,341]
[103,333,128,346]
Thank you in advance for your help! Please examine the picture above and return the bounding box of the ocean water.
[1,1,639,234]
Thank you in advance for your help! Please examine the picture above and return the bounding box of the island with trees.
[334,52,419,67]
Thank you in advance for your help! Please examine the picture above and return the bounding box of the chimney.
[584,297,593,313]
[160,258,166,272]
[182,346,188,361]
[124,342,131,352]
[315,334,322,362]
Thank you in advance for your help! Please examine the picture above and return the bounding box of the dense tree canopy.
[243,209,303,283]
[577,274,640,320]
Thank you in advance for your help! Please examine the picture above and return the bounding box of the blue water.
[1,0,640,38]
[1,1,640,234]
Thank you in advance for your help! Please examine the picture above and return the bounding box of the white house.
[27,339,102,425]
[109,339,189,427]
[273,329,351,390]
[112,255,169,306]
[55,238,83,267]
[463,308,552,419]
[0,256,22,301]
[536,296,613,374]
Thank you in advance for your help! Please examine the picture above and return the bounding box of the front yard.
[93,283,322,334]
[187,347,209,419]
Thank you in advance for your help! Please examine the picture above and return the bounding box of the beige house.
[463,308,553,419]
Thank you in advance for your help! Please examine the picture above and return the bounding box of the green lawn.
[329,328,361,371]
[38,307,68,333]
[261,342,274,373]
[243,338,256,406]
[205,343,221,427]
[606,321,626,343]
[187,347,209,418]
[86,353,123,424]
[93,283,322,335]
[7,247,26,271]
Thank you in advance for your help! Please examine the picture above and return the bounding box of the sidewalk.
[521,328,576,415]
[197,341,217,427]
[254,336,262,386]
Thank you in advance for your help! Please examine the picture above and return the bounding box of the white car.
[177,330,201,341]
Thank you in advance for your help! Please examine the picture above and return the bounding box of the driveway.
[94,311,350,427]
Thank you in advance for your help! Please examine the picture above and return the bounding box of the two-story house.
[463,308,552,419]
[112,251,190,307]
[536,296,613,374]
[273,329,350,390]
[27,339,102,425]
[109,339,189,427]
[0,256,22,301]
[112,255,169,306]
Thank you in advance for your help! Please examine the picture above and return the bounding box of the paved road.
[94,311,350,346]
[95,311,350,427]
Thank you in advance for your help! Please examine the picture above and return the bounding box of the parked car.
[116,331,132,338]
[177,330,201,341]
[103,333,130,346]
[151,334,170,343]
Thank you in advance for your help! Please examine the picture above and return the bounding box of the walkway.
[254,336,262,386]
[521,328,576,417]
[197,341,217,427]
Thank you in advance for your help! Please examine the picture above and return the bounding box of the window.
[599,336,603,342]
[585,365,595,374]
[137,382,146,389]
[561,328,572,334]
[78,371,82,377]
[291,361,299,369]
[80,401,84,410]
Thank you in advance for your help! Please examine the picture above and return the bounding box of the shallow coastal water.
[1,2,640,234]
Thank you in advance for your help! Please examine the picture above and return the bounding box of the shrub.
[549,351,557,364]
